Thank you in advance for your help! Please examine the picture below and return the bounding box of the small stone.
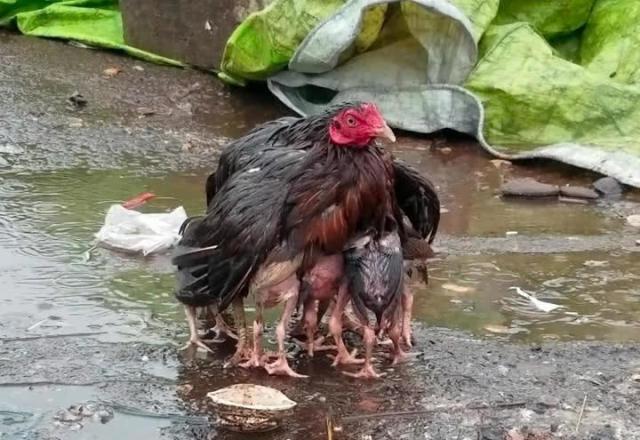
[176,384,193,395]
[133,65,145,71]
[631,374,640,382]
[102,67,122,78]
[506,231,518,236]
[440,147,452,154]
[560,185,599,199]
[93,409,113,424]
[479,427,503,440]
[54,409,81,423]
[442,283,474,293]
[636,239,640,246]
[484,324,518,335]
[627,215,640,228]
[583,260,608,267]
[490,159,512,168]
[0,144,24,154]
[558,196,588,204]
[592,176,623,196]
[67,91,87,109]
[501,178,559,197]
[141,355,149,362]
[68,422,83,431]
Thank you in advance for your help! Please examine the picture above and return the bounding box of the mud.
[1,30,640,440]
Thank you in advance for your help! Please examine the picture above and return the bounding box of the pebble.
[558,196,588,205]
[484,324,522,335]
[0,144,24,154]
[626,215,640,228]
[490,159,512,168]
[506,231,518,236]
[584,260,608,267]
[442,283,474,293]
[636,239,640,246]
[560,185,599,199]
[92,409,113,424]
[592,176,623,195]
[501,178,559,197]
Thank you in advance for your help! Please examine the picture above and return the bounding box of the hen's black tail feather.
[392,159,440,244]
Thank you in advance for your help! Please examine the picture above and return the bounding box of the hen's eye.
[346,116,356,127]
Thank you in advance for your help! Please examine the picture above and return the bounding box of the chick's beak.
[376,122,396,143]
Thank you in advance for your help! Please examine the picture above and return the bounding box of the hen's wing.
[205,116,300,207]
[392,159,440,243]
[174,149,305,311]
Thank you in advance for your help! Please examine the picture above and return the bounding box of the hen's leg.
[344,324,380,379]
[265,288,307,378]
[401,284,414,348]
[329,283,363,366]
[240,303,265,368]
[225,297,252,366]
[180,305,214,353]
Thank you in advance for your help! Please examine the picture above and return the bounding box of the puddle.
[0,385,171,439]
[1,31,640,439]
[416,251,640,342]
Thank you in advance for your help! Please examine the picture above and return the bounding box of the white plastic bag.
[95,205,187,256]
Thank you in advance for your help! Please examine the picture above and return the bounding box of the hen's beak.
[376,122,396,143]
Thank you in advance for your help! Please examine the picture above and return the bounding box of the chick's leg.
[206,307,238,343]
[265,280,307,378]
[401,284,414,348]
[344,324,380,379]
[388,310,408,365]
[239,303,265,368]
[329,282,363,366]
[180,305,214,353]
[225,297,252,367]
[298,299,336,357]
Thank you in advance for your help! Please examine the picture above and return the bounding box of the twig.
[1,331,107,343]
[326,415,333,440]
[341,401,526,422]
[99,400,206,423]
[575,394,587,433]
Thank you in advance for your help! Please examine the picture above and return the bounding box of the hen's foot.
[223,346,253,368]
[295,336,336,357]
[207,322,238,342]
[180,337,214,354]
[264,356,308,378]
[329,349,364,367]
[343,363,382,379]
[401,329,413,348]
[377,336,393,346]
[388,350,421,365]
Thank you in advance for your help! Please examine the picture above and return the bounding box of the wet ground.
[1,30,639,440]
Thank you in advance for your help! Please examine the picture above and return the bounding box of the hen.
[173,102,399,377]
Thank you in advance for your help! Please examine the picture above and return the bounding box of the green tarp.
[2,0,640,186]
[0,0,180,65]
[224,0,640,187]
